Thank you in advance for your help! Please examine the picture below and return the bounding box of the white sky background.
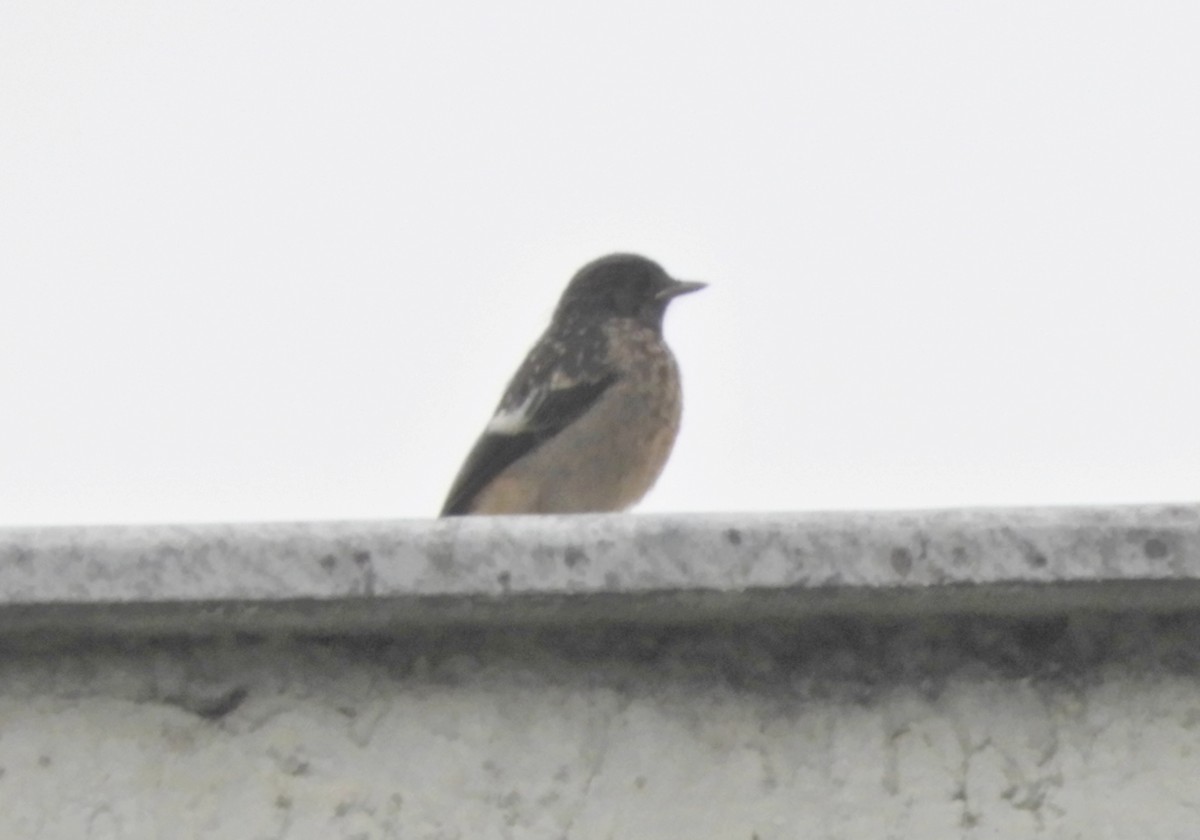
[1,2,1198,526]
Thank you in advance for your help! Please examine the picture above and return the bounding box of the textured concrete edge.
[2,580,1199,639]
[0,504,1198,636]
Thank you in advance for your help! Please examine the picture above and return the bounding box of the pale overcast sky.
[2,1,1198,526]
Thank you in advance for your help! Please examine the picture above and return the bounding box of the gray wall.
[2,508,1199,839]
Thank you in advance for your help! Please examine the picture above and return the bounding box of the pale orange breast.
[471,320,683,514]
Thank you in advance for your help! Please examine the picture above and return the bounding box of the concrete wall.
[2,507,1199,839]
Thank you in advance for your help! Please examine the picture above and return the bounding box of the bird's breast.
[473,320,682,514]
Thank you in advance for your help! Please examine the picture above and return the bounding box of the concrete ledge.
[4,506,1200,838]
[2,505,1199,636]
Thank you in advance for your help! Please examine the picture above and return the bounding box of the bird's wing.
[439,371,619,516]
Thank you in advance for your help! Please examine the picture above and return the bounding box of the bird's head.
[555,253,706,331]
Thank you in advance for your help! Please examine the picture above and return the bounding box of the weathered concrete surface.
[1,505,1199,635]
[1,506,1200,839]
[2,619,1199,840]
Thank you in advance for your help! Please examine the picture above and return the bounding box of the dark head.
[554,253,706,331]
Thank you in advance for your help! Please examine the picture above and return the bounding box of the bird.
[440,253,705,516]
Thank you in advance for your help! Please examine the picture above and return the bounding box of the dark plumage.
[440,253,704,516]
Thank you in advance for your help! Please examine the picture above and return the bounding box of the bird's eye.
[616,286,642,314]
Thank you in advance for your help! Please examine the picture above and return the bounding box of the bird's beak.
[657,279,708,300]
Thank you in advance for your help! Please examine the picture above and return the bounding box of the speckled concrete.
[1,616,1199,840]
[2,507,1200,839]
[1,505,1199,635]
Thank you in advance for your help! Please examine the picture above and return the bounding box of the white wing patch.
[486,388,543,435]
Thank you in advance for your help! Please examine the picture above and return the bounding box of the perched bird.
[440,254,705,516]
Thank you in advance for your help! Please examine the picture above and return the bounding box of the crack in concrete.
[559,702,617,840]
